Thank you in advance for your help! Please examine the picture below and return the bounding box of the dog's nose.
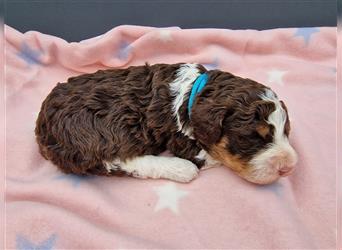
[268,151,297,177]
[278,166,293,177]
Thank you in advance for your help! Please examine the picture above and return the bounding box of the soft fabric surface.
[5,25,336,249]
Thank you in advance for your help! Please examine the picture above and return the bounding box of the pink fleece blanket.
[5,25,336,249]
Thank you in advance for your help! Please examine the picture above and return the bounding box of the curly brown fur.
[37,64,179,175]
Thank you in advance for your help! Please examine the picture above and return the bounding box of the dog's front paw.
[120,155,199,182]
[162,158,199,183]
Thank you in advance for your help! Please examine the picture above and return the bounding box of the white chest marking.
[169,63,200,138]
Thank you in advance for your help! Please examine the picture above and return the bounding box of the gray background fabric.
[5,0,337,42]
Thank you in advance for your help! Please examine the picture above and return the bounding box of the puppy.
[35,63,298,184]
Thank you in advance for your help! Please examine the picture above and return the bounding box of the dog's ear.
[191,100,229,146]
[279,100,291,135]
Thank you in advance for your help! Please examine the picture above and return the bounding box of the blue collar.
[188,73,209,117]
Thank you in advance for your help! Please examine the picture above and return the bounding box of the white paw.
[120,155,199,182]
[161,158,199,183]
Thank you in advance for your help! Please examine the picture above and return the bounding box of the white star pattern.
[153,183,188,214]
[158,30,173,42]
[267,69,287,86]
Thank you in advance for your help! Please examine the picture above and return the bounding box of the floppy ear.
[279,100,291,135]
[191,101,229,146]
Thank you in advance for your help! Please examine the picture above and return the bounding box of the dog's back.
[35,64,181,175]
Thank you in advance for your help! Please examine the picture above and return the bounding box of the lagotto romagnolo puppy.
[35,63,298,185]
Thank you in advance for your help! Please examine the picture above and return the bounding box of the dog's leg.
[104,155,199,183]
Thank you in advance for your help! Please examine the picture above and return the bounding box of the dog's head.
[191,71,298,184]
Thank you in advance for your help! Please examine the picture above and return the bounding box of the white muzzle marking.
[248,89,298,183]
